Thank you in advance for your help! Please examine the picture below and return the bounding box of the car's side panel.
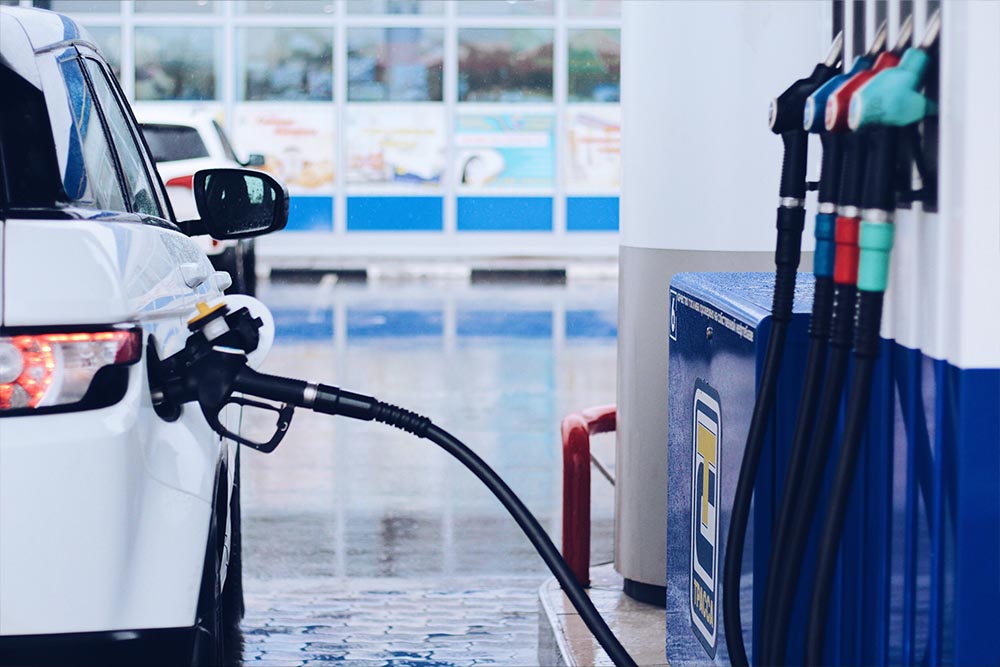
[3,217,219,328]
[0,217,234,635]
[3,216,228,493]
[0,366,210,635]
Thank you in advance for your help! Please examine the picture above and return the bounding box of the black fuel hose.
[762,114,875,666]
[804,291,884,665]
[722,289,793,667]
[231,368,639,667]
[804,126,899,664]
[759,275,833,665]
[762,282,856,665]
[723,40,844,663]
[723,151,806,667]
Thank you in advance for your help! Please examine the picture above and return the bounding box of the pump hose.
[762,283,856,665]
[723,255,800,667]
[231,368,639,667]
[804,290,884,666]
[759,276,833,665]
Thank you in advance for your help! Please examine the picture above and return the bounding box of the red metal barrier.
[561,404,616,588]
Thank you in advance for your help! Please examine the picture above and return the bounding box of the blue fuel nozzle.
[804,21,887,133]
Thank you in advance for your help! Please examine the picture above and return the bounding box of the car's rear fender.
[0,363,219,636]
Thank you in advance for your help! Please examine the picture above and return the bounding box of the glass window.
[346,0,444,14]
[567,0,621,18]
[346,106,445,186]
[135,27,219,101]
[240,0,335,12]
[34,0,120,12]
[141,124,210,163]
[568,29,620,102]
[458,29,553,103]
[456,0,553,15]
[84,59,161,216]
[1,62,66,208]
[566,107,620,191]
[134,0,218,13]
[239,28,333,101]
[58,58,126,211]
[82,26,121,79]
[348,28,443,102]
[233,105,336,193]
[455,114,554,189]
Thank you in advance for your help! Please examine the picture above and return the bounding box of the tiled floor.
[243,577,541,666]
[538,565,666,667]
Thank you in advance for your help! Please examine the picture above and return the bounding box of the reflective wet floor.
[240,277,618,665]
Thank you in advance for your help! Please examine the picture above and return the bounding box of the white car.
[139,110,265,296]
[0,8,285,666]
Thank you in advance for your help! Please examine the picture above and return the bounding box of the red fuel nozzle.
[833,216,861,285]
[825,51,900,132]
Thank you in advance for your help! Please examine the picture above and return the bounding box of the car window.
[82,58,161,217]
[0,62,64,210]
[142,124,211,163]
[58,56,128,212]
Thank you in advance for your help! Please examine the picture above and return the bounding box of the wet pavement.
[240,277,618,665]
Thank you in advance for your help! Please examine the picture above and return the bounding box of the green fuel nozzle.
[848,10,940,293]
[848,49,937,131]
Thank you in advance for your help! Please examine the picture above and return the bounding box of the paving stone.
[242,577,542,665]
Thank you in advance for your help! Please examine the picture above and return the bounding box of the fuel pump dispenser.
[761,20,916,666]
[665,3,999,666]
[755,24,891,663]
[804,19,941,664]
[722,31,844,667]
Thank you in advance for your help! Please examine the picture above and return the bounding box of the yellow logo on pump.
[690,380,721,657]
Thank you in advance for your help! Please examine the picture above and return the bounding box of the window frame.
[55,48,130,213]
[78,49,172,221]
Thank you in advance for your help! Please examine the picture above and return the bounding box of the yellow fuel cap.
[187,301,226,326]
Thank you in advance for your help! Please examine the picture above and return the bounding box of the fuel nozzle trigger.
[150,301,295,451]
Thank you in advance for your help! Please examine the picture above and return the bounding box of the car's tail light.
[0,329,141,412]
[165,175,194,189]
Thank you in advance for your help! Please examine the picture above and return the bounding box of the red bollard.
[561,404,616,588]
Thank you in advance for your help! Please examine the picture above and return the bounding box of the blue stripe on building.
[287,196,334,232]
[456,310,553,338]
[457,197,552,232]
[347,309,444,338]
[566,310,618,338]
[269,307,617,341]
[567,196,619,232]
[347,196,443,231]
[272,307,334,341]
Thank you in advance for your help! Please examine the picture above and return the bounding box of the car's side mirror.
[243,153,266,167]
[189,168,288,240]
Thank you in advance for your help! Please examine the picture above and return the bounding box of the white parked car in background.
[138,110,265,296]
[0,8,285,666]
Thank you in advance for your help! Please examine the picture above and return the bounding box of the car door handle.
[180,262,212,288]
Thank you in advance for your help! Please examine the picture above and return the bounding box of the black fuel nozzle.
[769,31,844,200]
[148,301,295,452]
